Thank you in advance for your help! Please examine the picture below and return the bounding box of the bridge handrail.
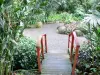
[68,31,80,75]
[36,34,47,73]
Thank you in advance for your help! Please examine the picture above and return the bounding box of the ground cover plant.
[47,12,83,23]
[13,37,37,70]
[76,41,100,75]
[14,70,39,75]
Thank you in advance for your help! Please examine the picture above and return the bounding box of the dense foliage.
[0,0,47,75]
[76,42,100,75]
[47,12,82,23]
[0,0,24,74]
[13,37,37,70]
[76,0,100,74]
[0,0,100,75]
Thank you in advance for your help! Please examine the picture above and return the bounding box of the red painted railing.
[68,32,80,75]
[36,34,47,73]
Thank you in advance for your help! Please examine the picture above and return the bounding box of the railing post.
[44,34,47,53]
[72,45,80,75]
[36,47,41,73]
[41,37,44,59]
[68,32,80,75]
[68,34,70,54]
[70,33,74,62]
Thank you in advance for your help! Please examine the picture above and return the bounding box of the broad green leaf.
[0,0,3,6]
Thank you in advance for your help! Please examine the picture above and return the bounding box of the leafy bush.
[74,5,85,17]
[76,5,100,74]
[13,37,37,70]
[76,6,100,74]
[26,13,45,28]
[76,42,100,75]
[15,69,39,75]
[47,12,62,22]
[47,12,83,23]
[64,13,83,23]
[35,22,43,28]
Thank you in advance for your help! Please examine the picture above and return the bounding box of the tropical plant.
[76,42,100,75]
[76,1,100,74]
[13,37,37,70]
[83,10,100,51]
[43,0,63,22]
[0,0,48,75]
[0,3,19,75]
[47,12,83,23]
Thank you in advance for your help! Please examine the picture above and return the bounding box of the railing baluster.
[68,34,70,54]
[72,45,80,75]
[70,34,74,62]
[36,47,41,73]
[44,34,48,53]
[41,37,44,59]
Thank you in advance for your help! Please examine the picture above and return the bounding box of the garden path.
[23,23,87,75]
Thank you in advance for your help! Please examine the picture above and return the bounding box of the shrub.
[47,12,62,22]
[13,37,37,70]
[76,42,100,75]
[47,12,83,23]
[35,22,43,28]
[74,5,85,17]
[15,70,39,75]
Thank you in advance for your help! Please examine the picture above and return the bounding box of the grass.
[26,12,83,28]
[47,12,83,23]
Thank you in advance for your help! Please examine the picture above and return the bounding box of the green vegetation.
[0,0,45,74]
[76,0,100,74]
[0,0,100,75]
[77,42,100,75]
[15,70,39,75]
[47,12,83,23]
[13,37,37,70]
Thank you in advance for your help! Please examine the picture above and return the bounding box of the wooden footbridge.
[23,23,86,75]
[36,32,79,75]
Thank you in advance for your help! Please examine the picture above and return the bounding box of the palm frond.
[83,11,100,27]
